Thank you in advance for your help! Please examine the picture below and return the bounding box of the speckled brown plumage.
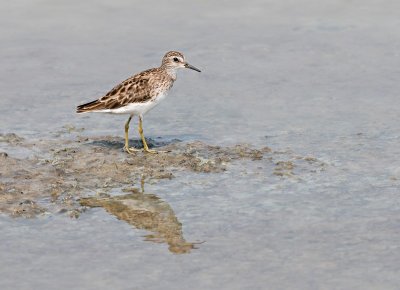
[77,51,188,113]
[77,68,175,112]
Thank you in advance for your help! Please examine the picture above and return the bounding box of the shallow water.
[1,0,400,289]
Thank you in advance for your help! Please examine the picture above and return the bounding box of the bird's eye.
[173,57,179,62]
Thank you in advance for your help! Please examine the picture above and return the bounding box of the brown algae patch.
[273,161,295,177]
[0,133,25,145]
[0,134,326,219]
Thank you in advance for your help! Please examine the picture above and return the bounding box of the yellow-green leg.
[124,114,140,154]
[138,115,158,154]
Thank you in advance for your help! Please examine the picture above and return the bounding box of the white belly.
[96,92,168,115]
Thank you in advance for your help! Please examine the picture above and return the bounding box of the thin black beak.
[184,62,201,72]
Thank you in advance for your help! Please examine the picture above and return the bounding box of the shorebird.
[76,51,201,154]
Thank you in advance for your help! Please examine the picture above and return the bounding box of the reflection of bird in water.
[80,184,198,254]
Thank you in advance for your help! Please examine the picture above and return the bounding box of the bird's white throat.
[165,67,178,80]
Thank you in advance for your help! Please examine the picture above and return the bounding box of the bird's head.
[161,51,201,73]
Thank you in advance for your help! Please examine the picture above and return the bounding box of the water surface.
[1,0,400,289]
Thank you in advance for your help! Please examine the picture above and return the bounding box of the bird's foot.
[143,148,159,154]
[143,147,171,154]
[124,146,141,154]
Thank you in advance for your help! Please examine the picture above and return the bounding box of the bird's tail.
[76,100,104,113]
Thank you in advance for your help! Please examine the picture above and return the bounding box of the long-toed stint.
[76,51,201,154]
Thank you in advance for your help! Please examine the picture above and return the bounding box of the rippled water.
[1,0,400,289]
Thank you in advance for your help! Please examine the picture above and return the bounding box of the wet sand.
[0,132,323,221]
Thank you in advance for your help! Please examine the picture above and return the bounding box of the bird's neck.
[161,65,177,81]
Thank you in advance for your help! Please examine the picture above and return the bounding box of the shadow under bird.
[76,51,201,154]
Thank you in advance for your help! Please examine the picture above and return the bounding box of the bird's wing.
[100,73,154,107]
[77,70,155,113]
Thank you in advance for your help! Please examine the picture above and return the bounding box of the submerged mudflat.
[0,132,325,221]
